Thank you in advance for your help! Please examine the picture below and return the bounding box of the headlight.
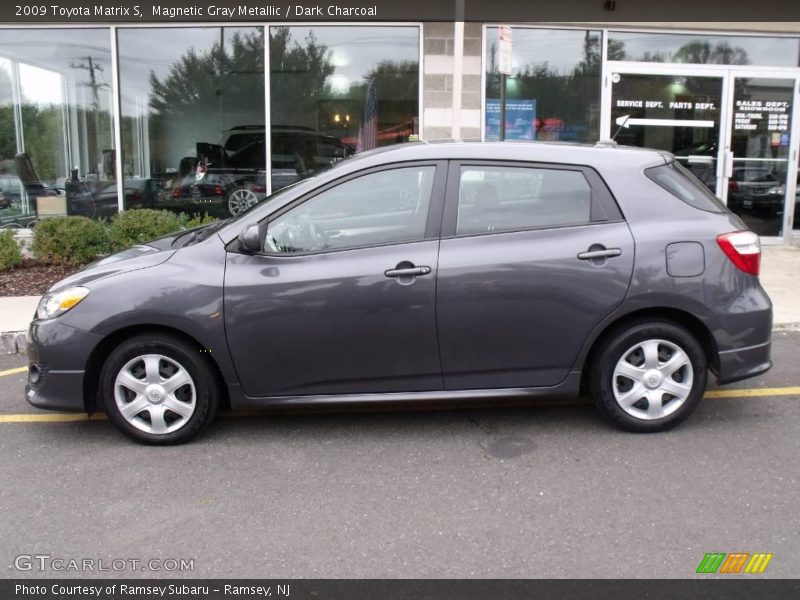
[36,286,90,320]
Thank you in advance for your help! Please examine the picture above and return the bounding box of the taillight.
[728,180,739,193]
[717,231,760,276]
[214,185,224,196]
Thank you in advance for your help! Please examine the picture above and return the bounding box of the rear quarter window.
[645,161,726,213]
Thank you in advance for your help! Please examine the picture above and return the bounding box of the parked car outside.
[752,169,800,224]
[25,141,772,444]
[725,167,781,212]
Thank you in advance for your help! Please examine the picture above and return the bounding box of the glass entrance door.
[606,65,800,241]
[724,76,797,238]
[609,71,726,196]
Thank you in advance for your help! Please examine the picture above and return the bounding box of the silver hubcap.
[114,354,196,435]
[612,339,693,420]
[228,188,259,216]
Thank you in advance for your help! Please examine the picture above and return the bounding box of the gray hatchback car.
[26,141,772,444]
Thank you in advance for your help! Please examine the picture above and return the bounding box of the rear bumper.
[25,319,102,413]
[716,340,772,385]
[710,276,772,385]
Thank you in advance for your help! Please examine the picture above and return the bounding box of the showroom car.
[178,126,354,217]
[25,141,772,444]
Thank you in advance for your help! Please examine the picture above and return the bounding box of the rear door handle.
[577,248,621,260]
[385,266,431,278]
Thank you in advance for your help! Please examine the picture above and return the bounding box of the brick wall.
[422,22,456,140]
[422,21,485,141]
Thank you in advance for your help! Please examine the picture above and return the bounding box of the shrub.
[32,216,110,267]
[180,212,219,229]
[108,209,184,250]
[0,229,22,271]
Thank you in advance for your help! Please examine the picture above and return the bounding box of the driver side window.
[265,166,436,254]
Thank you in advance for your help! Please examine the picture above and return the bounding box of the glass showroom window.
[484,27,602,143]
[0,29,115,225]
[269,26,420,191]
[117,27,266,218]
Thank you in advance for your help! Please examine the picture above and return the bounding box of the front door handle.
[384,261,432,286]
[385,266,431,278]
[577,248,621,260]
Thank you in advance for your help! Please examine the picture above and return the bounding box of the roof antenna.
[610,114,630,142]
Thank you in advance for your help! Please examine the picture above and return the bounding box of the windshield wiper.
[172,220,226,248]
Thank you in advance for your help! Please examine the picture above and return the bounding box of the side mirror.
[237,223,262,254]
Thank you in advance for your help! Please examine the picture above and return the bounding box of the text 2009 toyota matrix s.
[25,141,772,444]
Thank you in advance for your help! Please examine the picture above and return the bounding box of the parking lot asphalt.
[0,330,799,579]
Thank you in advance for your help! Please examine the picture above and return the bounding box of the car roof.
[340,140,672,171]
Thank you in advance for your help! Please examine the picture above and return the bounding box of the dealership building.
[1,18,798,243]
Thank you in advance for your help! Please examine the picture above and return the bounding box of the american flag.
[357,77,378,152]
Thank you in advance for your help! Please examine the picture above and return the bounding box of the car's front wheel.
[100,333,220,444]
[590,320,707,432]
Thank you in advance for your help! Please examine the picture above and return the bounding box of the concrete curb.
[1,331,28,355]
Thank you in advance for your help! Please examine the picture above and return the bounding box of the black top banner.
[1,0,800,23]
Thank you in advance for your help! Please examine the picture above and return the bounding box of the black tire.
[589,320,707,433]
[100,333,221,445]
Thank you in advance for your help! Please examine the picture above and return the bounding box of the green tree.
[147,29,266,161]
[607,38,627,61]
[269,27,335,128]
[19,104,64,181]
[0,67,17,167]
[673,41,749,65]
[361,60,418,101]
[149,29,265,118]
[342,60,419,140]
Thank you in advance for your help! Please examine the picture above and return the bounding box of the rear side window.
[456,165,592,235]
[645,161,726,213]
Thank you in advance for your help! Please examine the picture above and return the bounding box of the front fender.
[59,237,241,390]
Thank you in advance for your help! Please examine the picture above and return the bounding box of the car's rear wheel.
[227,187,259,216]
[100,333,220,445]
[590,320,707,432]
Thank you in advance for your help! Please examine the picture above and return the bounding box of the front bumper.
[25,319,102,413]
